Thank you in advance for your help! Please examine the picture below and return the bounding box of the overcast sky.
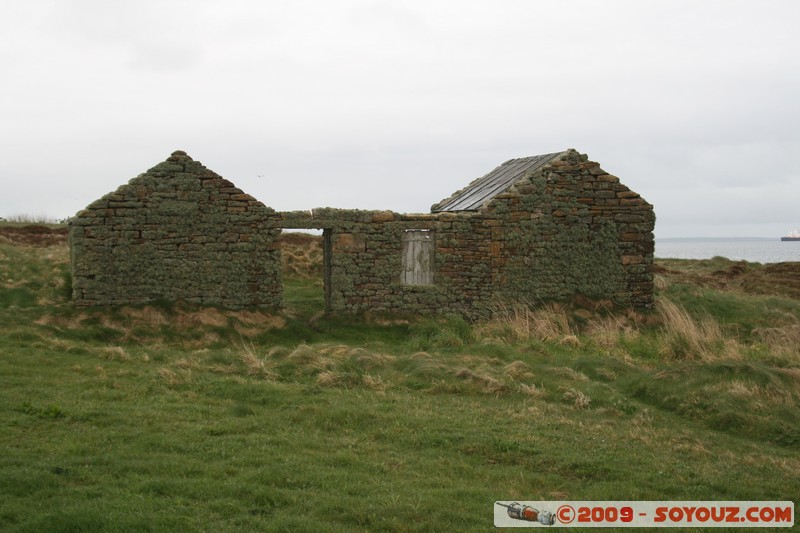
[1,0,798,238]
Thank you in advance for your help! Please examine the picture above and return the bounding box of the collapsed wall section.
[272,209,495,317]
[69,151,282,308]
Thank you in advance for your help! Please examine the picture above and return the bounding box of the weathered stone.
[616,190,640,199]
[70,148,655,316]
[621,255,645,265]
[619,197,646,207]
[333,233,366,253]
[68,151,282,309]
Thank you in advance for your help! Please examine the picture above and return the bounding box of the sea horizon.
[655,236,800,263]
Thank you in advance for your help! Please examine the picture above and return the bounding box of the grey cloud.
[0,0,798,238]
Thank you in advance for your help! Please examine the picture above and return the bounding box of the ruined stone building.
[69,149,655,317]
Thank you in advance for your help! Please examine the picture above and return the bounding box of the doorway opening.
[279,229,331,317]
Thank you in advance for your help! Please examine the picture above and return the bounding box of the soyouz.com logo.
[493,501,794,528]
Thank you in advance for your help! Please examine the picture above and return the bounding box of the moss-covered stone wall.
[271,150,654,317]
[69,151,282,308]
[273,210,470,315]
[486,149,655,308]
[69,148,653,316]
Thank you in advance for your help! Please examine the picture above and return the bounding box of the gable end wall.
[69,152,282,308]
[484,149,655,307]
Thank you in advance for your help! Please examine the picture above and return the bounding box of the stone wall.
[69,151,282,308]
[486,149,655,307]
[69,148,654,316]
[273,209,467,315]
[271,150,655,317]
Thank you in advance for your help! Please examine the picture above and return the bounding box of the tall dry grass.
[475,301,577,344]
[561,387,591,409]
[476,298,754,363]
[227,341,549,395]
[753,324,800,362]
[656,299,741,360]
[476,301,643,356]
[585,314,638,351]
[238,340,279,380]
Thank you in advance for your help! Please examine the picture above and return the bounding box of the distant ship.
[781,229,800,242]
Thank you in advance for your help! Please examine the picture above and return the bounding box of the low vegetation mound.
[655,256,800,300]
[0,224,67,246]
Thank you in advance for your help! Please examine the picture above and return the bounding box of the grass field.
[1,226,798,531]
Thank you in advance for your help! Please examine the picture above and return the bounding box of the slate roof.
[432,151,562,212]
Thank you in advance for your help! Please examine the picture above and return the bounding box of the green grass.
[664,282,800,336]
[282,278,325,318]
[1,242,799,531]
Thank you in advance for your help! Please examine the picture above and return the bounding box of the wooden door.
[401,230,434,285]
